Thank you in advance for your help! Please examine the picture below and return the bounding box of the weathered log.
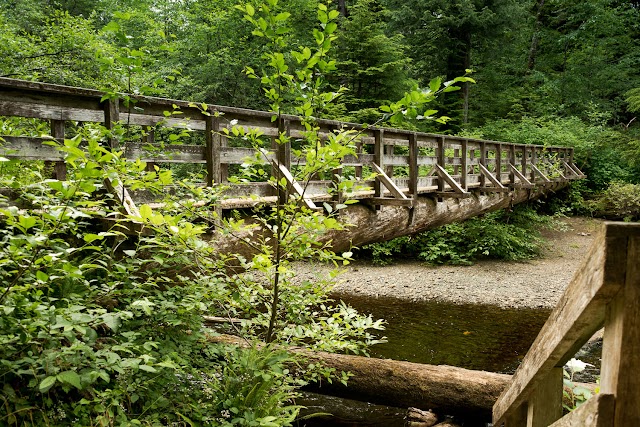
[210,333,597,422]
[212,185,568,256]
[210,334,509,420]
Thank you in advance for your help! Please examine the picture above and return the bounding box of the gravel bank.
[294,217,602,309]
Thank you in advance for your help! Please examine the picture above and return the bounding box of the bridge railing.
[493,222,640,427]
[0,78,583,208]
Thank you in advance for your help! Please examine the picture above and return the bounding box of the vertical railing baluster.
[409,132,418,199]
[50,119,66,180]
[461,139,468,191]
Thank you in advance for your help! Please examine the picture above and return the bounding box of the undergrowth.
[362,205,561,265]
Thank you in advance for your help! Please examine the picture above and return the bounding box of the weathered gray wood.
[205,115,221,186]
[495,143,502,182]
[478,163,508,192]
[368,197,414,207]
[600,232,640,426]
[371,163,409,201]
[530,163,551,183]
[509,163,533,187]
[103,98,119,149]
[271,160,319,211]
[0,136,63,161]
[548,394,614,427]
[493,223,636,426]
[434,165,467,194]
[409,133,419,199]
[49,119,66,180]
[437,137,446,194]
[460,139,468,191]
[373,129,384,209]
[526,368,563,427]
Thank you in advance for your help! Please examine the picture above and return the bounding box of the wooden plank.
[495,143,502,183]
[437,136,446,193]
[526,368,563,427]
[103,175,140,218]
[103,98,119,149]
[509,163,533,187]
[374,129,384,209]
[408,133,418,198]
[460,139,468,191]
[434,165,467,194]
[368,197,414,207]
[205,115,221,186]
[600,233,640,426]
[50,119,66,180]
[0,136,64,160]
[530,163,551,183]
[371,163,409,200]
[272,160,319,211]
[0,100,104,122]
[548,394,614,427]
[493,223,636,425]
[434,191,472,199]
[479,163,508,191]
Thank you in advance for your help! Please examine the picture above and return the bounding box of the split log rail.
[0,78,584,213]
[493,222,640,427]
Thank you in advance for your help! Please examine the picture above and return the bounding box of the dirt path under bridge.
[294,216,602,309]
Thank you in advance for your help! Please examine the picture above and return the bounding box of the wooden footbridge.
[0,78,584,248]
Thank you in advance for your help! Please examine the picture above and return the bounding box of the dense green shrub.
[362,205,557,265]
[588,182,640,221]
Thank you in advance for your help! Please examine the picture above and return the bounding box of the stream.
[296,294,602,426]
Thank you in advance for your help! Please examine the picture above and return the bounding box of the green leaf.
[57,371,82,389]
[139,365,157,373]
[245,4,255,16]
[39,376,57,393]
[429,77,442,93]
[36,271,48,282]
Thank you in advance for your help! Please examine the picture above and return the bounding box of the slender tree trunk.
[337,0,348,17]
[462,32,471,124]
[527,0,545,72]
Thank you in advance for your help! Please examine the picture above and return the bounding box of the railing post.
[374,129,384,209]
[408,132,419,198]
[49,119,67,180]
[144,127,156,172]
[601,228,640,426]
[526,368,563,427]
[509,144,516,185]
[521,145,528,181]
[103,98,119,149]
[205,115,221,187]
[480,141,487,190]
[495,143,502,184]
[384,139,394,177]
[461,139,468,191]
[530,146,537,182]
[437,136,445,194]
[355,139,363,180]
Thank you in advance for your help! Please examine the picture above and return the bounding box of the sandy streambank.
[293,217,601,309]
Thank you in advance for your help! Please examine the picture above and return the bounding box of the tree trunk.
[527,0,546,72]
[210,334,508,420]
[337,0,348,17]
[212,184,569,258]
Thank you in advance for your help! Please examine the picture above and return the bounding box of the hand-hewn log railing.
[493,222,640,427]
[0,78,584,210]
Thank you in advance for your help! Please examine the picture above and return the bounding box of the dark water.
[297,295,554,426]
[339,294,551,374]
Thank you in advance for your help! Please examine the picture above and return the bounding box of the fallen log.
[210,333,597,422]
[210,334,509,420]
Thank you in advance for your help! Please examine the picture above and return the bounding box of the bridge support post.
[48,119,66,180]
[374,129,384,210]
[461,139,468,191]
[103,98,119,149]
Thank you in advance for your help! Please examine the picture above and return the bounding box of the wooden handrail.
[0,77,582,207]
[493,222,640,427]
